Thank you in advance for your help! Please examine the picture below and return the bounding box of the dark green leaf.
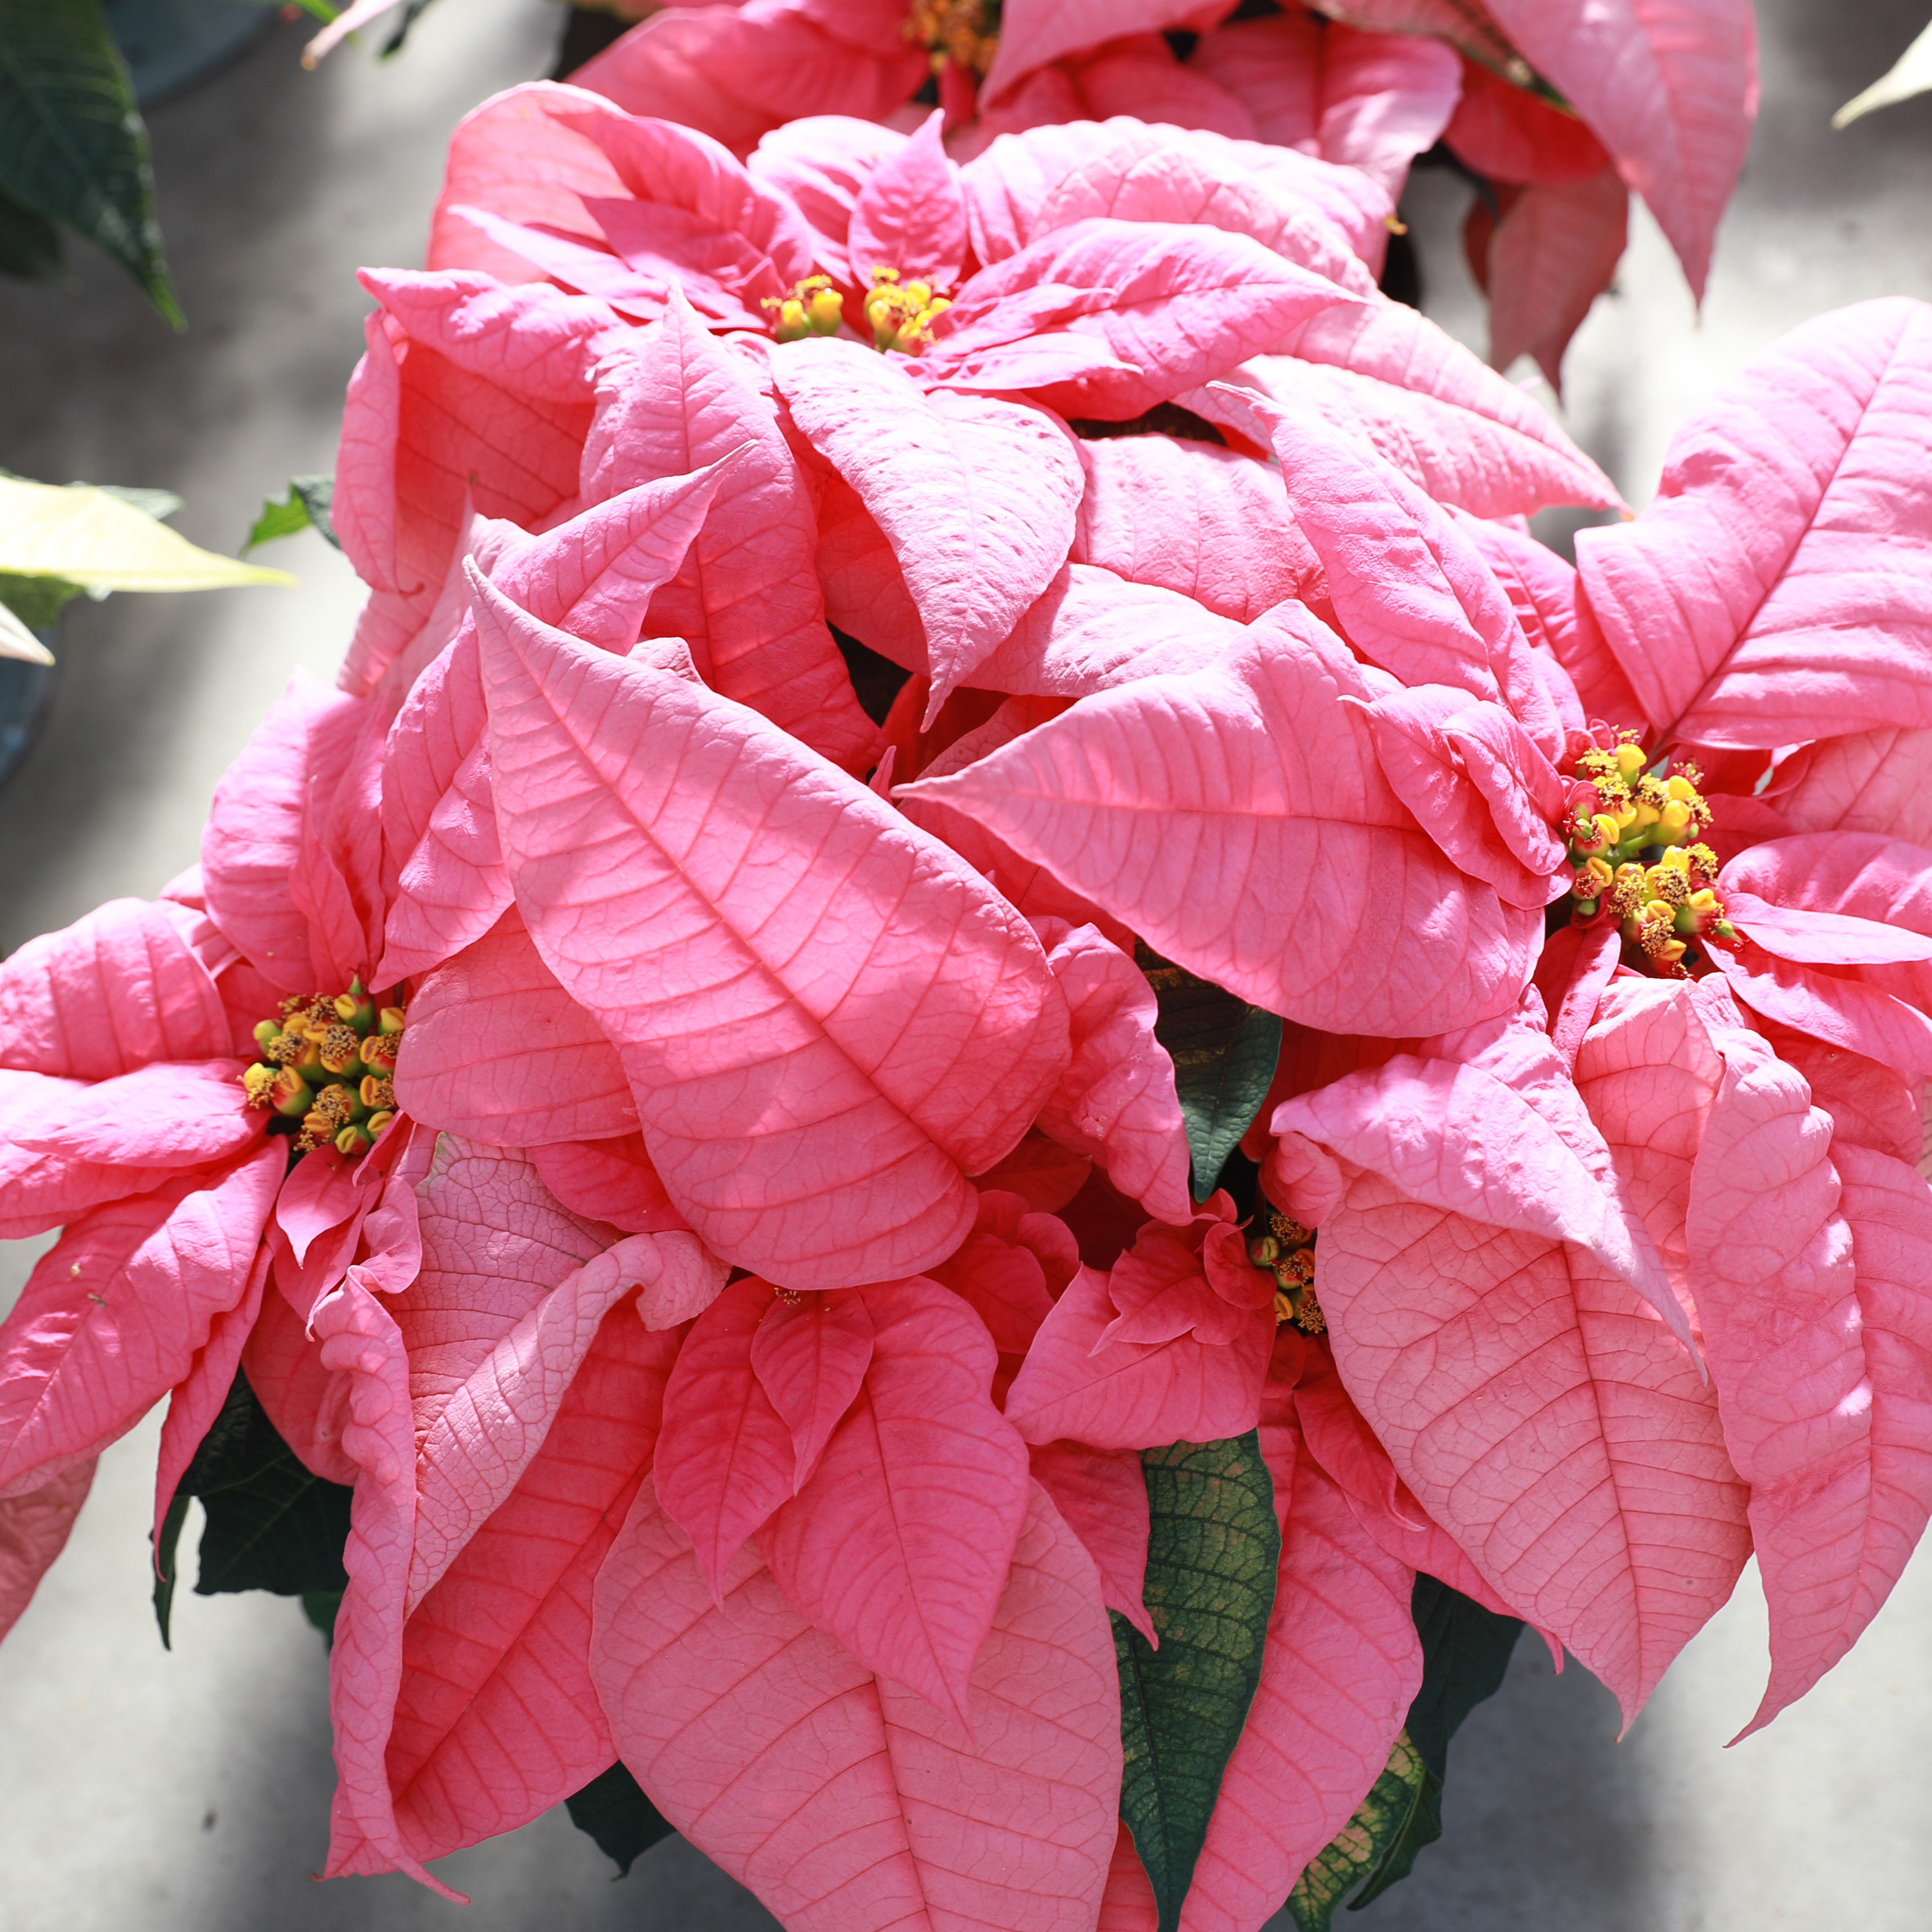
[564,1761,677,1878]
[247,474,337,552]
[0,178,65,281]
[194,1446,352,1600]
[1285,1576,1524,1923]
[1137,948,1283,1198]
[829,622,909,727]
[1404,1574,1524,1782]
[174,1363,267,1491]
[1286,1730,1439,1931]
[1115,1432,1281,1932]
[0,572,85,628]
[0,0,180,325]
[302,1591,342,1644]
[148,1368,354,1626]
[379,0,438,57]
[151,1491,190,1649]
[1346,1751,1442,1913]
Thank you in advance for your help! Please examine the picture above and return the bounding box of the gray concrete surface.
[4,2,1932,1926]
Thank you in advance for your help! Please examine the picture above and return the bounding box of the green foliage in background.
[246,474,338,552]
[0,0,178,322]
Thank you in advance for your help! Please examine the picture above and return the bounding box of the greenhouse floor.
[3,1,1932,1927]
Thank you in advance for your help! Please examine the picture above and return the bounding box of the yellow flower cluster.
[1564,736,1711,869]
[860,268,952,354]
[902,0,1000,77]
[1249,1210,1326,1336]
[1560,735,1737,975]
[763,275,845,344]
[241,979,404,1156]
[764,268,954,356]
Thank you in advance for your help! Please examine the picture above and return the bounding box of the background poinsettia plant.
[5,53,1932,1932]
[559,0,1761,385]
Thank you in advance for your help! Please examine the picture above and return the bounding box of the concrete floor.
[3,1,1932,1927]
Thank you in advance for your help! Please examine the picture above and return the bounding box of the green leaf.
[148,1368,354,1640]
[1286,1730,1438,1931]
[246,488,314,552]
[245,474,338,552]
[0,571,85,630]
[92,484,181,521]
[1345,1743,1441,1913]
[0,476,293,592]
[195,1450,353,1601]
[1115,1432,1281,1932]
[1284,1577,1525,1924]
[1138,947,1283,1198]
[0,178,65,281]
[564,1761,677,1878]
[379,0,438,57]
[302,1591,343,1645]
[151,1491,190,1649]
[0,0,180,325]
[1403,1573,1524,1782]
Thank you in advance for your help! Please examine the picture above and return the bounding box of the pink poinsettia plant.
[5,76,1932,1932]
[563,0,1759,383]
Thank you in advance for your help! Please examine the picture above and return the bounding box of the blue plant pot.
[104,0,278,108]
[0,651,55,793]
